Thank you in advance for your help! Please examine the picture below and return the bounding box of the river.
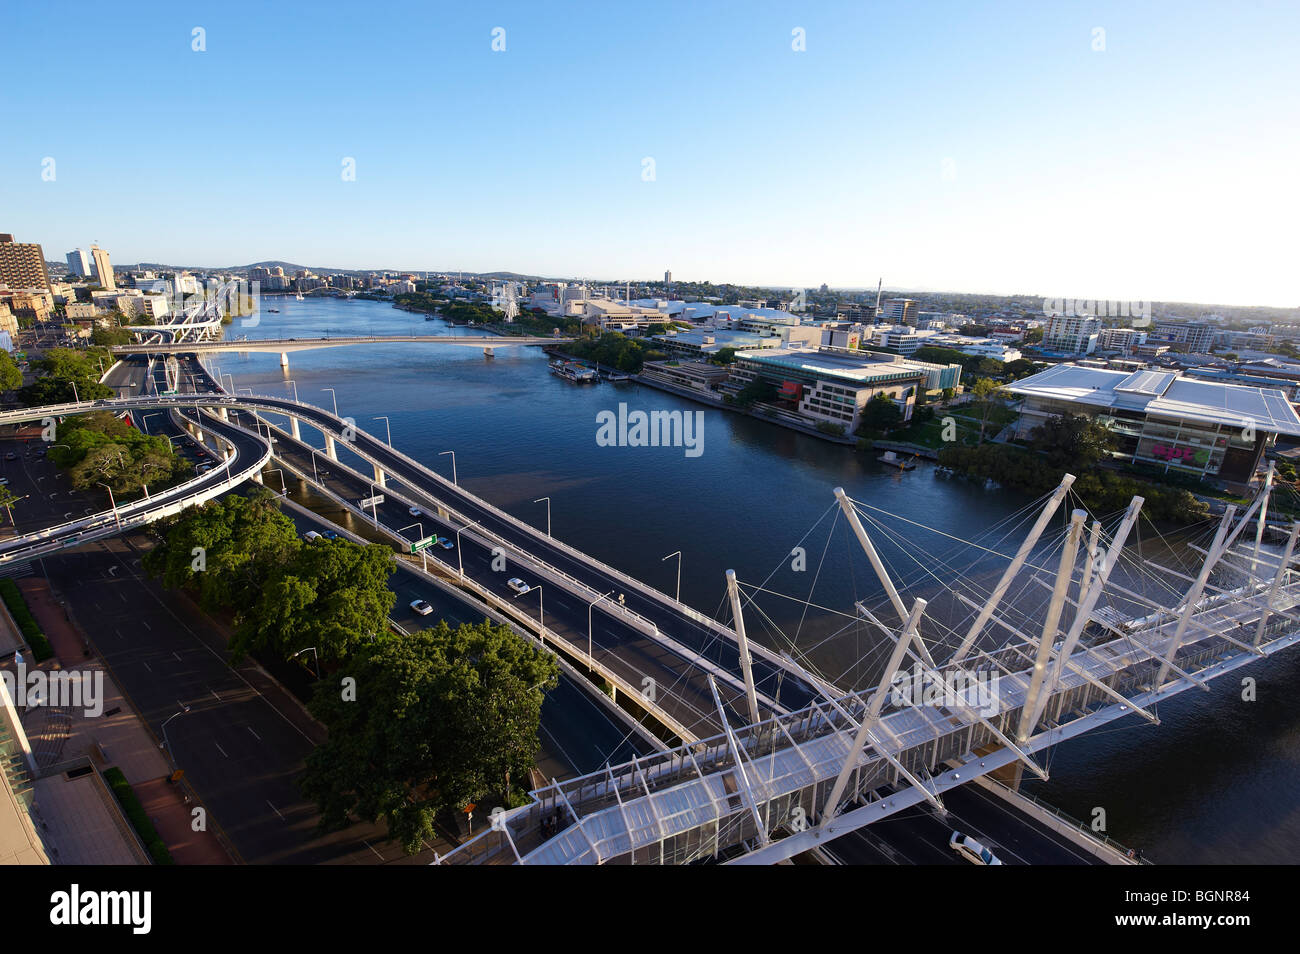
[206,295,1300,864]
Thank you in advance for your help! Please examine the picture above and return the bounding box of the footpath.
[17,576,233,864]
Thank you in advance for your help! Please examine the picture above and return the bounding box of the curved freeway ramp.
[0,405,271,567]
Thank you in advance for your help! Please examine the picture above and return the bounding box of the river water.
[208,296,1300,864]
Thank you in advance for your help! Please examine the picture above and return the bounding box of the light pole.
[97,482,120,529]
[533,497,551,537]
[368,482,380,527]
[288,647,321,680]
[662,550,682,602]
[309,447,320,484]
[321,388,338,416]
[439,450,457,484]
[71,380,79,403]
[455,519,481,578]
[141,413,161,434]
[222,373,235,393]
[266,468,288,496]
[588,589,614,670]
[398,522,427,572]
[160,705,191,764]
[517,584,544,646]
[286,379,299,403]
[373,416,391,445]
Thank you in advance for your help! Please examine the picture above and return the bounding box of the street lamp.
[439,450,457,484]
[373,416,391,445]
[160,705,191,763]
[398,521,427,571]
[533,497,551,537]
[321,387,338,416]
[288,646,321,680]
[265,468,288,496]
[222,373,235,393]
[367,482,381,527]
[286,379,299,403]
[454,519,481,578]
[97,482,121,529]
[588,589,614,670]
[662,550,682,602]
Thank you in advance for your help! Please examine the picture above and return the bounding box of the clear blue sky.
[3,1,1297,305]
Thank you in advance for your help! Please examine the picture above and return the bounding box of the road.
[825,783,1106,865]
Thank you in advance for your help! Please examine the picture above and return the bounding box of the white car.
[409,506,423,517]
[410,599,434,616]
[507,577,531,595]
[949,831,1003,866]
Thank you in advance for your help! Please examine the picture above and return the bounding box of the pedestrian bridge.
[433,470,1300,864]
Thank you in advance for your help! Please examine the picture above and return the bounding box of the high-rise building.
[90,245,115,290]
[882,298,918,326]
[1043,314,1101,354]
[66,248,92,278]
[664,270,672,284]
[0,233,51,290]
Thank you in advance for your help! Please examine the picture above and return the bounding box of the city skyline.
[4,1,1298,308]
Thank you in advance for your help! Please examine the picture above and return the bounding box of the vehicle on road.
[3,453,15,461]
[410,599,434,616]
[435,537,454,550]
[322,530,340,540]
[507,577,531,595]
[409,506,422,517]
[302,530,323,542]
[949,831,1003,866]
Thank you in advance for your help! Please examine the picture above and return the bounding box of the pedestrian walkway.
[17,576,233,864]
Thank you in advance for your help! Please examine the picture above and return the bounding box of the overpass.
[0,384,817,742]
[112,334,574,368]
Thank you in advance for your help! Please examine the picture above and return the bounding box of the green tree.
[19,348,113,406]
[735,376,777,407]
[0,351,22,392]
[1030,413,1117,472]
[0,486,21,525]
[971,377,1004,443]
[858,392,903,434]
[142,487,301,613]
[299,620,559,854]
[234,538,396,663]
[49,412,189,499]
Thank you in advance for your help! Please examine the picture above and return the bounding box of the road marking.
[362,840,384,860]
[210,687,221,702]
[141,620,151,631]
[267,800,284,820]
[141,661,152,672]
[214,742,229,758]
[247,726,261,742]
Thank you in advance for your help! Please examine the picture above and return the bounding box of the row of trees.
[143,489,558,853]
[565,331,666,372]
[938,413,1211,523]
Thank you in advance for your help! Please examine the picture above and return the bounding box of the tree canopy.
[19,348,113,406]
[48,411,190,499]
[1030,413,1117,472]
[299,619,559,854]
[858,392,903,434]
[143,488,395,663]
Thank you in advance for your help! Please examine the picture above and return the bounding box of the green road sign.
[410,536,436,554]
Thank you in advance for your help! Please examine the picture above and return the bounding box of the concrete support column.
[324,434,338,461]
[372,463,386,488]
[251,469,263,484]
[290,417,300,441]
[222,441,233,461]
[279,351,290,369]
[218,407,229,421]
